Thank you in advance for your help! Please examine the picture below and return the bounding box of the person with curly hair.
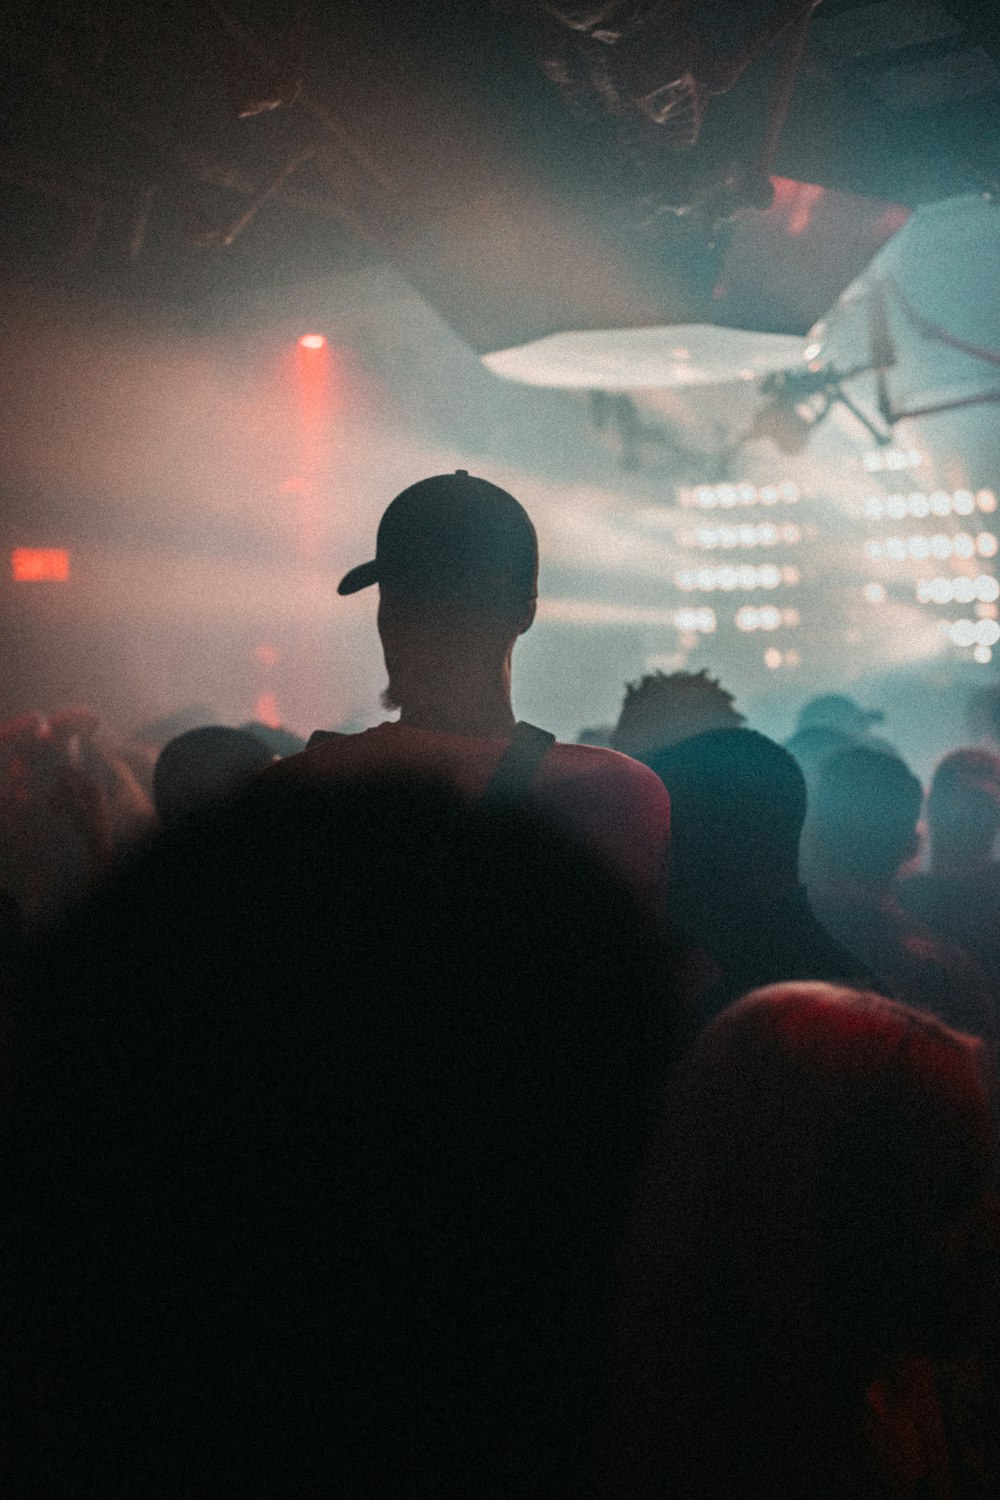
[611,667,744,762]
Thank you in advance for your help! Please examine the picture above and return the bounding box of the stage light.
[870,533,998,564]
[914,575,1000,606]
[945,619,1000,649]
[683,482,802,511]
[864,583,887,604]
[735,605,784,632]
[11,548,70,582]
[864,448,923,472]
[673,608,716,634]
[975,645,994,664]
[764,649,783,669]
[298,333,326,350]
[674,562,798,592]
[979,490,998,513]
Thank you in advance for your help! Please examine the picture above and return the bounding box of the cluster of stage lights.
[862,448,924,472]
[916,575,1000,605]
[863,489,996,521]
[734,606,800,633]
[675,564,801,592]
[686,522,801,550]
[765,648,801,669]
[866,533,999,563]
[940,618,1000,663]
[678,481,800,509]
[673,608,717,634]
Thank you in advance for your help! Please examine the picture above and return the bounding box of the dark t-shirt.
[812,889,999,1048]
[682,885,875,1043]
[898,864,1000,1002]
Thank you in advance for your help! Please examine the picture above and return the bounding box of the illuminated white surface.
[802,195,1000,410]
[482,325,806,390]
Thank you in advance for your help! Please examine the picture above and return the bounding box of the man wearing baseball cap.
[272,470,670,908]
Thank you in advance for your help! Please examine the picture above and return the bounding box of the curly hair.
[611,667,744,761]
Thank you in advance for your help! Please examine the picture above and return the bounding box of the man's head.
[339,471,539,711]
[612,668,744,762]
[810,744,923,890]
[926,748,1000,873]
[784,725,855,797]
[796,694,884,739]
[646,728,807,935]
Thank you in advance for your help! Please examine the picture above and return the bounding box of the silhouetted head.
[646,728,806,937]
[784,724,855,794]
[796,693,884,738]
[611,668,744,761]
[810,743,923,889]
[153,726,274,823]
[926,747,1000,873]
[5,774,667,1497]
[338,472,539,711]
[614,981,998,1499]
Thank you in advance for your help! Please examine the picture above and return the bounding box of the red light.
[11,548,70,582]
[254,692,282,728]
[298,334,326,350]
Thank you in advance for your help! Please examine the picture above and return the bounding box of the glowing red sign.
[11,548,70,582]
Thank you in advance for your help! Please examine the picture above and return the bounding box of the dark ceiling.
[1,0,998,345]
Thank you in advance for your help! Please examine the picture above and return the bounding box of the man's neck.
[397,678,517,738]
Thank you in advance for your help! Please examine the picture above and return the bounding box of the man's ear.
[518,598,537,635]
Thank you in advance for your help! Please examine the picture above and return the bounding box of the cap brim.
[337,561,379,595]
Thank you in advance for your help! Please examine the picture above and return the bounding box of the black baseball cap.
[338,471,539,613]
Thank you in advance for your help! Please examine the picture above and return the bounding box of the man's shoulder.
[543,741,671,812]
[549,740,667,784]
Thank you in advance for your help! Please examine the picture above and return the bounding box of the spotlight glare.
[298,334,326,350]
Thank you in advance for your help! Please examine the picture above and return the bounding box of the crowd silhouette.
[3,470,1000,1497]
